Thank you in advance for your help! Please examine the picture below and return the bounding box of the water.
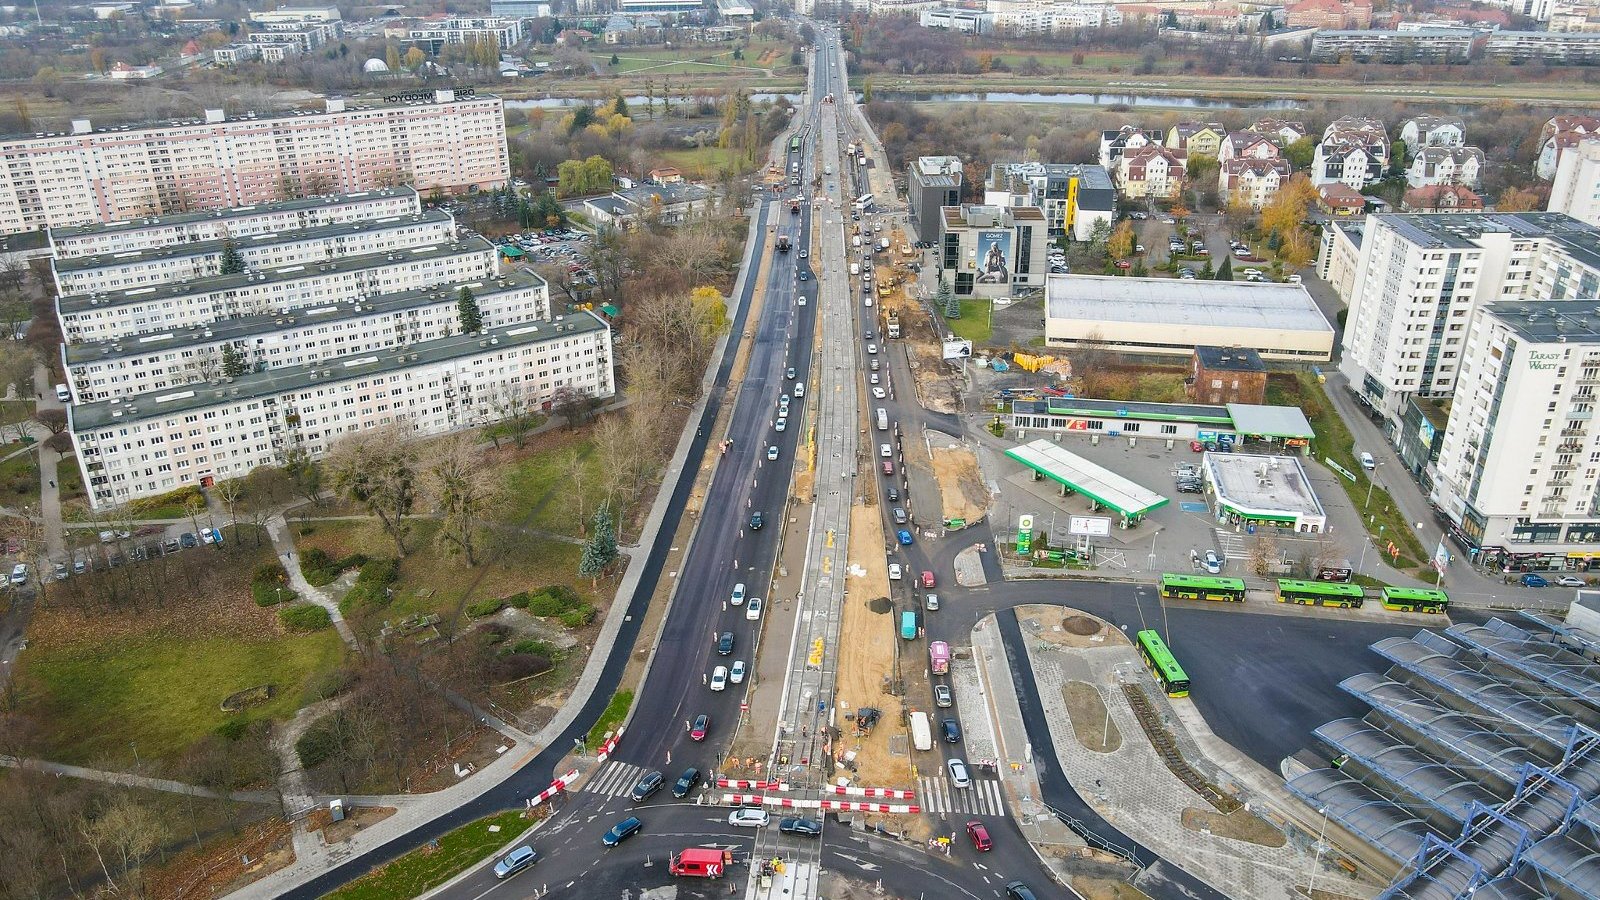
[873,90,1303,110]
[505,93,800,109]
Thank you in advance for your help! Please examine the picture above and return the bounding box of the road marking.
[584,761,646,798]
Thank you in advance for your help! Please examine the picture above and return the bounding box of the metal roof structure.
[1003,439,1168,521]
[1226,403,1315,439]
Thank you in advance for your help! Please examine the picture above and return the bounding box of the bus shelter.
[1005,439,1168,528]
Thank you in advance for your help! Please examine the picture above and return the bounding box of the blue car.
[897,529,913,546]
[1522,573,1551,588]
[602,816,642,847]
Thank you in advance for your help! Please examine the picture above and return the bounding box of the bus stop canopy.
[1005,439,1168,520]
[498,245,525,259]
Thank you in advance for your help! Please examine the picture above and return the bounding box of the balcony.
[1562,427,1589,437]
[1569,408,1595,421]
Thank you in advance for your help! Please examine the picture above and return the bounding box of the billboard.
[973,229,1012,285]
[1068,516,1111,537]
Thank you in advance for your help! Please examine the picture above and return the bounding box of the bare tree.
[324,422,419,558]
[1248,531,1279,577]
[420,435,500,565]
[32,409,66,435]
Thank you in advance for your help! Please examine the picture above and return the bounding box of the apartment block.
[1219,158,1294,210]
[1405,146,1485,189]
[0,91,509,236]
[1432,302,1600,567]
[907,156,963,246]
[1549,138,1600,227]
[52,209,458,296]
[402,17,528,54]
[985,161,1114,241]
[47,188,422,259]
[1309,27,1476,63]
[1484,29,1600,63]
[1398,115,1466,148]
[63,270,550,403]
[1115,145,1187,200]
[937,204,1048,298]
[58,237,498,343]
[70,315,614,509]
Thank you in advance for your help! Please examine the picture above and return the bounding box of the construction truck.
[669,848,732,878]
[886,312,901,338]
[776,234,791,253]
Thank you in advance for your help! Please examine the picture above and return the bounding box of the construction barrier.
[595,726,626,764]
[717,778,790,791]
[720,794,920,815]
[829,785,915,799]
[525,768,582,811]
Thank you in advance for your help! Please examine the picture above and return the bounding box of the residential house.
[1098,125,1162,171]
[1284,0,1372,27]
[1116,145,1187,200]
[1536,114,1600,179]
[648,166,684,185]
[1216,131,1282,164]
[1311,116,1389,188]
[582,183,715,228]
[1401,184,1484,212]
[1219,158,1294,210]
[1249,118,1310,148]
[1166,122,1228,159]
[1406,146,1485,188]
[1398,115,1466,148]
[1317,183,1368,217]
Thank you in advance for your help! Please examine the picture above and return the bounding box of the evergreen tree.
[611,91,628,117]
[218,239,244,275]
[579,503,617,580]
[938,280,959,319]
[221,343,249,378]
[609,53,619,66]
[1215,256,1233,281]
[457,286,483,334]
[1200,259,1214,278]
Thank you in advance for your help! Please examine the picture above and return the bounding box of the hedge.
[301,548,368,587]
[466,598,507,618]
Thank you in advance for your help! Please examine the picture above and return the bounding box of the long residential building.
[52,209,459,296]
[0,90,509,236]
[58,236,498,343]
[1550,138,1600,227]
[70,315,614,509]
[63,270,550,403]
[46,187,423,259]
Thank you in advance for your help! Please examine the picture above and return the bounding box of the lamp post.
[1307,806,1329,897]
[1364,461,1383,510]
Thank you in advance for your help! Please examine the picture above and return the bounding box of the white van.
[54,384,71,403]
[1360,452,1376,470]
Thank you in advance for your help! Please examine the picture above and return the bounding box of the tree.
[221,343,249,378]
[552,384,595,430]
[1496,185,1543,212]
[936,280,958,318]
[324,423,418,558]
[283,445,323,506]
[609,53,619,66]
[1283,136,1316,170]
[1107,219,1136,261]
[33,408,67,435]
[218,239,244,275]
[1215,255,1233,281]
[421,435,499,565]
[1259,174,1319,247]
[579,503,617,582]
[457,286,483,334]
[1199,259,1214,278]
[1388,139,1410,178]
[610,92,629,118]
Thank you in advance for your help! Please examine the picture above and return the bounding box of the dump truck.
[886,312,901,338]
[670,848,733,878]
[776,234,791,253]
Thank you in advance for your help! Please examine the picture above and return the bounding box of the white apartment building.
[247,23,341,52]
[1550,139,1600,227]
[1432,302,1600,569]
[1311,116,1390,189]
[248,6,342,24]
[58,237,498,343]
[70,314,614,508]
[48,188,421,259]
[1219,158,1294,210]
[985,0,1120,32]
[1398,115,1466,148]
[1339,212,1600,443]
[64,270,551,403]
[53,209,458,296]
[1316,219,1365,297]
[1405,146,1485,189]
[0,91,509,236]
[404,17,527,54]
[212,44,263,66]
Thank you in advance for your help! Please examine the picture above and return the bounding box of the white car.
[730,660,747,683]
[872,387,886,399]
[880,443,892,458]
[775,417,787,432]
[794,383,805,397]
[1557,575,1587,587]
[866,344,878,355]
[1202,550,1225,574]
[767,445,779,461]
[9,563,28,586]
[731,582,746,606]
[746,597,763,620]
[1287,274,1303,284]
[869,373,880,385]
[947,758,971,788]
[728,808,770,827]
[888,563,903,580]
[710,665,728,691]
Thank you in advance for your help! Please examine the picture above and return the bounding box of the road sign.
[1068,516,1111,537]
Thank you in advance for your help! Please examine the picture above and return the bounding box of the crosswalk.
[916,775,1005,817]
[1213,528,1248,561]
[584,761,653,798]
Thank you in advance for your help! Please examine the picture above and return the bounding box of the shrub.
[507,591,532,609]
[466,598,507,618]
[358,557,399,586]
[511,638,557,658]
[339,579,392,614]
[478,621,513,644]
[307,667,359,702]
[526,593,566,617]
[214,717,249,741]
[254,563,288,585]
[559,605,596,628]
[296,715,344,768]
[484,653,553,683]
[300,549,368,586]
[280,603,333,632]
[253,582,294,606]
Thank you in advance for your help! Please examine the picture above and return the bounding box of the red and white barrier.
[718,794,920,815]
[820,801,920,814]
[525,767,582,811]
[828,785,915,799]
[721,793,823,809]
[716,778,790,791]
[595,727,626,764]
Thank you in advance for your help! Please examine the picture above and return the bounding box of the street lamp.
[1307,806,1329,896]
[1364,461,1384,510]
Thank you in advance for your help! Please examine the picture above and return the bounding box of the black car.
[941,718,962,743]
[630,770,664,802]
[779,817,823,836]
[602,816,642,847]
[886,487,899,502]
[717,631,734,655]
[749,511,764,531]
[672,767,701,798]
[179,532,198,549]
[1176,480,1204,494]
[1005,881,1040,900]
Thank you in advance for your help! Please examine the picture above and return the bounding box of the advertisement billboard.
[974,229,1012,285]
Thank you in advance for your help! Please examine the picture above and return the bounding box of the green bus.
[1136,630,1190,697]
[1381,586,1450,614]
[789,135,803,154]
[1276,579,1367,609]
[1159,573,1247,603]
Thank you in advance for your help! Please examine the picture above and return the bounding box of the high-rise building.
[1550,138,1600,227]
[907,156,963,245]
[0,91,509,236]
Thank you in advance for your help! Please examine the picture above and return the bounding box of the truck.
[851,235,862,249]
[878,238,890,252]
[790,198,801,214]
[876,408,889,431]
[909,711,933,752]
[776,234,791,253]
[886,312,901,338]
[929,640,950,675]
[669,848,732,878]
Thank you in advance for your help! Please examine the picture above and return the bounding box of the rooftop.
[1227,403,1315,439]
[1195,345,1267,373]
[54,209,455,273]
[1013,397,1233,423]
[1004,439,1169,518]
[1379,211,1600,272]
[72,311,606,431]
[1205,452,1325,519]
[58,235,495,314]
[64,269,547,366]
[988,161,1114,191]
[1045,274,1335,335]
[942,204,1045,229]
[49,187,420,241]
[1490,300,1600,345]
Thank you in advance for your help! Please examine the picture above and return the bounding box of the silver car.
[493,846,539,879]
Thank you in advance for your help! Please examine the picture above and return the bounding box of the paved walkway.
[271,698,349,868]
[0,754,280,805]
[265,515,360,651]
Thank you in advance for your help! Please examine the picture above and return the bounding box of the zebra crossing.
[1213,528,1248,561]
[916,775,1005,817]
[584,761,653,798]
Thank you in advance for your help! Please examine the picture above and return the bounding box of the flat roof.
[1046,275,1334,335]
[1004,439,1168,518]
[58,235,495,314]
[1013,397,1232,424]
[1205,453,1325,521]
[49,187,419,240]
[1195,346,1266,373]
[1376,212,1600,274]
[54,209,454,273]
[1489,300,1600,345]
[72,310,606,431]
[1227,403,1314,439]
[64,269,547,365]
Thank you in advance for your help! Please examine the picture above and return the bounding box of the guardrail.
[1042,800,1140,866]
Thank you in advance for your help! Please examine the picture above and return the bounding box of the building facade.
[1549,138,1600,227]
[1311,117,1390,189]
[1166,122,1227,159]
[937,204,1048,298]
[985,161,1114,241]
[1310,27,1477,63]
[403,17,528,54]
[0,91,509,236]
[1405,146,1485,188]
[907,155,963,245]
[1219,158,1294,210]
[1399,115,1466,148]
[1116,145,1187,200]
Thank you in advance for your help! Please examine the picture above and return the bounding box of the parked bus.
[900,611,918,640]
[1135,630,1190,697]
[1381,586,1451,614]
[1276,579,1367,609]
[1159,573,1246,603]
[929,640,950,675]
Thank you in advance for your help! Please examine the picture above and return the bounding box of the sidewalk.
[265,515,359,651]
[0,754,279,805]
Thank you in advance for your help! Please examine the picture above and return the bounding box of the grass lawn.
[0,450,40,506]
[56,453,85,502]
[325,810,533,900]
[945,299,993,344]
[496,433,605,536]
[587,689,634,746]
[656,146,746,178]
[0,399,33,426]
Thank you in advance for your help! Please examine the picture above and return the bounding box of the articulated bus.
[789,135,802,154]
[1276,579,1367,609]
[1159,573,1247,603]
[1135,630,1190,697]
[1381,586,1451,614]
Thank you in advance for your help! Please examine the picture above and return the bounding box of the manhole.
[1063,615,1100,636]
[867,597,892,614]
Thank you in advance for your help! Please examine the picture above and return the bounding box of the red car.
[882,461,894,476]
[1189,440,1204,452]
[966,821,992,852]
[1114,260,1132,270]
[920,570,936,588]
[690,714,709,741]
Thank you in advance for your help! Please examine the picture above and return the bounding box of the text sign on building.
[1068,515,1111,537]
